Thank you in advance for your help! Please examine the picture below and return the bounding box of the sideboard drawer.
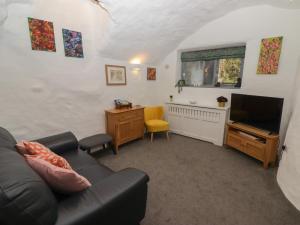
[227,132,243,150]
[227,129,266,163]
[135,109,144,117]
[118,113,136,122]
[243,141,265,161]
[117,110,144,122]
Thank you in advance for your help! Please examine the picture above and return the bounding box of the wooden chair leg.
[151,132,154,142]
[166,131,169,140]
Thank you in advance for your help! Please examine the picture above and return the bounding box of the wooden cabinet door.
[131,117,144,139]
[117,121,132,144]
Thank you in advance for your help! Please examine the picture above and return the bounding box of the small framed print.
[105,65,127,85]
[147,67,156,80]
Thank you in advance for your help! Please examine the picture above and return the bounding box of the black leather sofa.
[0,127,149,225]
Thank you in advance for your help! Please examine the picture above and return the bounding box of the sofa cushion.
[75,164,113,185]
[0,147,58,225]
[55,168,149,225]
[62,150,113,184]
[62,150,104,170]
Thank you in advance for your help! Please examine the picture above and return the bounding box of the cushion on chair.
[145,119,169,132]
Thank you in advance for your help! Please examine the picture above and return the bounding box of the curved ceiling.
[100,0,300,64]
[1,0,299,64]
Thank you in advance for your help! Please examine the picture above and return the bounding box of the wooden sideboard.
[105,106,144,152]
[226,122,279,169]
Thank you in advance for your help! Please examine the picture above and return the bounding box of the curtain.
[181,46,246,62]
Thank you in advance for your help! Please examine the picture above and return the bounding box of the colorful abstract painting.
[257,36,283,74]
[28,17,56,52]
[147,67,156,80]
[62,29,84,58]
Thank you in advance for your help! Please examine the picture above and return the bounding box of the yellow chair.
[144,106,169,142]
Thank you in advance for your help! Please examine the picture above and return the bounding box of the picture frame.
[28,17,56,52]
[105,65,127,85]
[257,36,283,75]
[147,67,156,80]
[62,28,84,58]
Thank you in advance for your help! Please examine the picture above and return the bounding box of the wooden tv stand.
[225,122,279,169]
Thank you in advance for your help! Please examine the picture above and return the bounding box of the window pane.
[182,60,217,86]
[217,58,242,84]
[182,61,202,86]
[203,61,216,85]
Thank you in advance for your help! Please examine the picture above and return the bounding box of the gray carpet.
[94,134,300,225]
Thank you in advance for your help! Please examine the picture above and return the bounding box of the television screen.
[230,94,284,134]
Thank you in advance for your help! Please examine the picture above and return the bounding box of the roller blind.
[181,46,246,62]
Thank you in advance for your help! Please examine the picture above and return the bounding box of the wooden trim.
[105,106,144,114]
[105,64,127,86]
[228,122,279,139]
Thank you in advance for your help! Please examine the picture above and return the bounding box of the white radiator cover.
[166,102,229,146]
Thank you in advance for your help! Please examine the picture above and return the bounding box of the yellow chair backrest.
[144,106,164,122]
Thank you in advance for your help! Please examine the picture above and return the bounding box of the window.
[181,46,245,88]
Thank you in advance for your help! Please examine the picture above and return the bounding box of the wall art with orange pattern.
[28,17,56,52]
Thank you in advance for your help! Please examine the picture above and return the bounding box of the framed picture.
[28,17,56,52]
[257,36,283,74]
[62,29,84,58]
[147,67,156,80]
[105,65,127,85]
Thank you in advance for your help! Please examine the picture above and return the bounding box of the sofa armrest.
[55,168,149,225]
[34,132,78,155]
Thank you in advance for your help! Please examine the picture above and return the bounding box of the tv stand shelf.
[225,122,279,169]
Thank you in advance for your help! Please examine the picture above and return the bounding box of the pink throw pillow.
[25,155,91,193]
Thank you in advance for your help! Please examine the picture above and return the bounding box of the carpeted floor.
[94,134,300,225]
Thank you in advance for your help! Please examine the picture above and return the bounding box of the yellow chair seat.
[145,119,169,133]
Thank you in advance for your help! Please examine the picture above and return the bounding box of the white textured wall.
[0,0,159,140]
[156,6,300,142]
[277,75,300,210]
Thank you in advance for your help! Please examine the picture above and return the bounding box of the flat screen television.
[230,94,284,134]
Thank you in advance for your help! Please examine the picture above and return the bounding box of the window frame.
[180,45,246,89]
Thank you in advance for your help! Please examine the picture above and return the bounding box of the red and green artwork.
[28,17,56,52]
[257,36,283,74]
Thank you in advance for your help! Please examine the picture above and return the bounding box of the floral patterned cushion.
[16,141,72,169]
